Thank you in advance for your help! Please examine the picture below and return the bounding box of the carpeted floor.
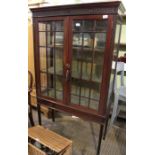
[29,109,126,155]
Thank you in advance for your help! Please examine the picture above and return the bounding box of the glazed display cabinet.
[30,1,125,154]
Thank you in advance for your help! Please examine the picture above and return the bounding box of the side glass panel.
[70,18,108,111]
[38,20,64,100]
[107,21,122,107]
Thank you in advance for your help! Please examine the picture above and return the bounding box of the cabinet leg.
[103,118,109,140]
[37,104,42,125]
[52,109,55,122]
[96,124,103,155]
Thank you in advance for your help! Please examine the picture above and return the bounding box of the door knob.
[66,64,70,69]
[65,69,70,82]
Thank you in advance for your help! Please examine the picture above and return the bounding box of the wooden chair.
[110,62,126,125]
[28,71,35,126]
[28,71,55,124]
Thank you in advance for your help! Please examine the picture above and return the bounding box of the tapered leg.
[37,103,42,125]
[96,124,103,155]
[103,118,109,140]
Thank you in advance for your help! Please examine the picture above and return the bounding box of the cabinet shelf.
[71,92,98,102]
[38,30,64,32]
[40,45,105,52]
[41,67,62,75]
[48,45,64,48]
[72,46,105,53]
[41,88,63,100]
[40,68,101,88]
[39,45,64,49]
[72,30,107,33]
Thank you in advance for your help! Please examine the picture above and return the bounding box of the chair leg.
[110,94,119,126]
[52,109,55,122]
[37,104,42,125]
[29,110,34,126]
[28,93,34,126]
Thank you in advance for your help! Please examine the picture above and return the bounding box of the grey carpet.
[29,110,126,155]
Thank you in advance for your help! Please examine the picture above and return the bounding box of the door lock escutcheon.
[65,63,70,81]
[65,63,70,69]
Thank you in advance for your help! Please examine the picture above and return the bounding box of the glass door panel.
[83,20,94,31]
[40,47,47,71]
[39,32,46,46]
[71,81,80,104]
[38,20,64,101]
[92,55,103,83]
[39,23,46,31]
[107,22,122,107]
[40,73,47,92]
[71,47,81,78]
[70,17,108,111]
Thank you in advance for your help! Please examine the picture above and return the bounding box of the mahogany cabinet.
[30,1,125,125]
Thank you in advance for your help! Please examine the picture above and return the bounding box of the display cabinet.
[31,1,125,123]
[31,1,124,124]
[30,1,125,154]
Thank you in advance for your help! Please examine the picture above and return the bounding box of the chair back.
[107,61,125,105]
[113,61,125,93]
[28,71,33,92]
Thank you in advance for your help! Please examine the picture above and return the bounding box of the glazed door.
[36,15,109,110]
[69,15,108,112]
[37,17,67,102]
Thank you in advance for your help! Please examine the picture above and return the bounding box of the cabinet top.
[30,1,125,18]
